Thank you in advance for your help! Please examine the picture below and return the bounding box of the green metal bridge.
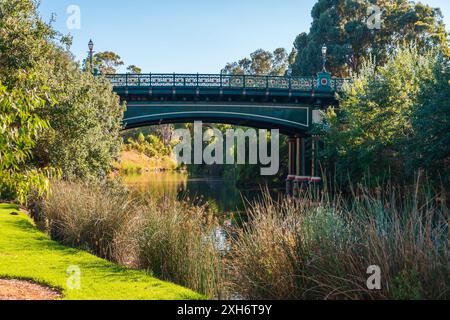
[105,72,351,192]
[105,72,349,135]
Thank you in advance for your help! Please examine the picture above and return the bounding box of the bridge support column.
[286,137,296,196]
[310,135,322,199]
[293,136,303,197]
[293,136,309,196]
[292,137,300,197]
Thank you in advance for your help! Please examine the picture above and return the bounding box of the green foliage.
[127,65,142,74]
[0,80,55,203]
[222,48,294,76]
[391,269,424,300]
[0,0,124,185]
[30,46,125,180]
[125,133,172,158]
[93,51,124,75]
[0,0,56,87]
[409,57,450,179]
[319,45,446,184]
[292,0,449,76]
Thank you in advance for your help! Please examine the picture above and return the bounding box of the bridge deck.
[105,73,350,135]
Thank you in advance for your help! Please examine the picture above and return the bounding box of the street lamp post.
[88,39,94,74]
[321,44,327,72]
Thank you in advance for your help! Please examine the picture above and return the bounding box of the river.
[122,171,284,215]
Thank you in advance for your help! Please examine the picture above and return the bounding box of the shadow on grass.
[0,204,19,211]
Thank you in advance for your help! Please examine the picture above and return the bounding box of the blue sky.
[38,0,450,74]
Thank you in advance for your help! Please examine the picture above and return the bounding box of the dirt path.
[0,279,61,300]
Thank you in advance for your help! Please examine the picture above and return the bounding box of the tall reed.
[228,185,448,300]
[37,180,135,261]
[136,197,224,298]
[34,179,448,300]
[34,180,224,298]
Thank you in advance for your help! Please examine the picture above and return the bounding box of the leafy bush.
[125,134,172,158]
[319,45,449,186]
[0,0,124,200]
[0,83,55,203]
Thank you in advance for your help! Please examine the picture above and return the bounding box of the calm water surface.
[122,171,283,216]
[123,171,284,252]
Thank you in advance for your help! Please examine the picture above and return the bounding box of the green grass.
[0,203,204,300]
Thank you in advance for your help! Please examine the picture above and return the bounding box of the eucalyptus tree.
[94,51,124,74]
[222,48,293,76]
[291,0,449,77]
[127,65,142,74]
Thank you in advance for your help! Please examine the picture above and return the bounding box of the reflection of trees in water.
[179,178,285,216]
[178,178,242,214]
[125,172,284,217]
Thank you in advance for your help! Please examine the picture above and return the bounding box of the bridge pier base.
[286,135,324,198]
[285,137,296,196]
[286,177,294,196]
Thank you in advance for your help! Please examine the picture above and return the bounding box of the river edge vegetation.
[1,0,449,300]
[28,178,448,300]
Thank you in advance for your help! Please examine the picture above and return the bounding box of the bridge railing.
[104,73,351,92]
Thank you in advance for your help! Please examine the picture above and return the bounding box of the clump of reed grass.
[136,197,224,299]
[229,185,448,300]
[33,179,448,300]
[37,179,135,261]
[34,179,224,298]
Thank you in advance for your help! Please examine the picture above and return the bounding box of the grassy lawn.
[0,203,203,300]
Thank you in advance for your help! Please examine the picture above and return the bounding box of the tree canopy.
[292,0,449,76]
[0,0,124,201]
[127,65,142,74]
[94,51,124,74]
[222,48,296,76]
[319,44,449,185]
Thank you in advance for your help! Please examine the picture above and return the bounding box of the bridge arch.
[123,102,312,135]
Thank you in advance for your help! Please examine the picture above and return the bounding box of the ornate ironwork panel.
[198,74,222,87]
[151,74,174,87]
[245,76,267,88]
[229,75,245,88]
[137,74,151,86]
[267,76,289,89]
[290,77,314,90]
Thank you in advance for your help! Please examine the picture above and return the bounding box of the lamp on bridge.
[321,44,328,72]
[88,39,94,74]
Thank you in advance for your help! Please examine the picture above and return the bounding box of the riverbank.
[0,203,203,300]
[12,178,448,300]
[115,150,180,174]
